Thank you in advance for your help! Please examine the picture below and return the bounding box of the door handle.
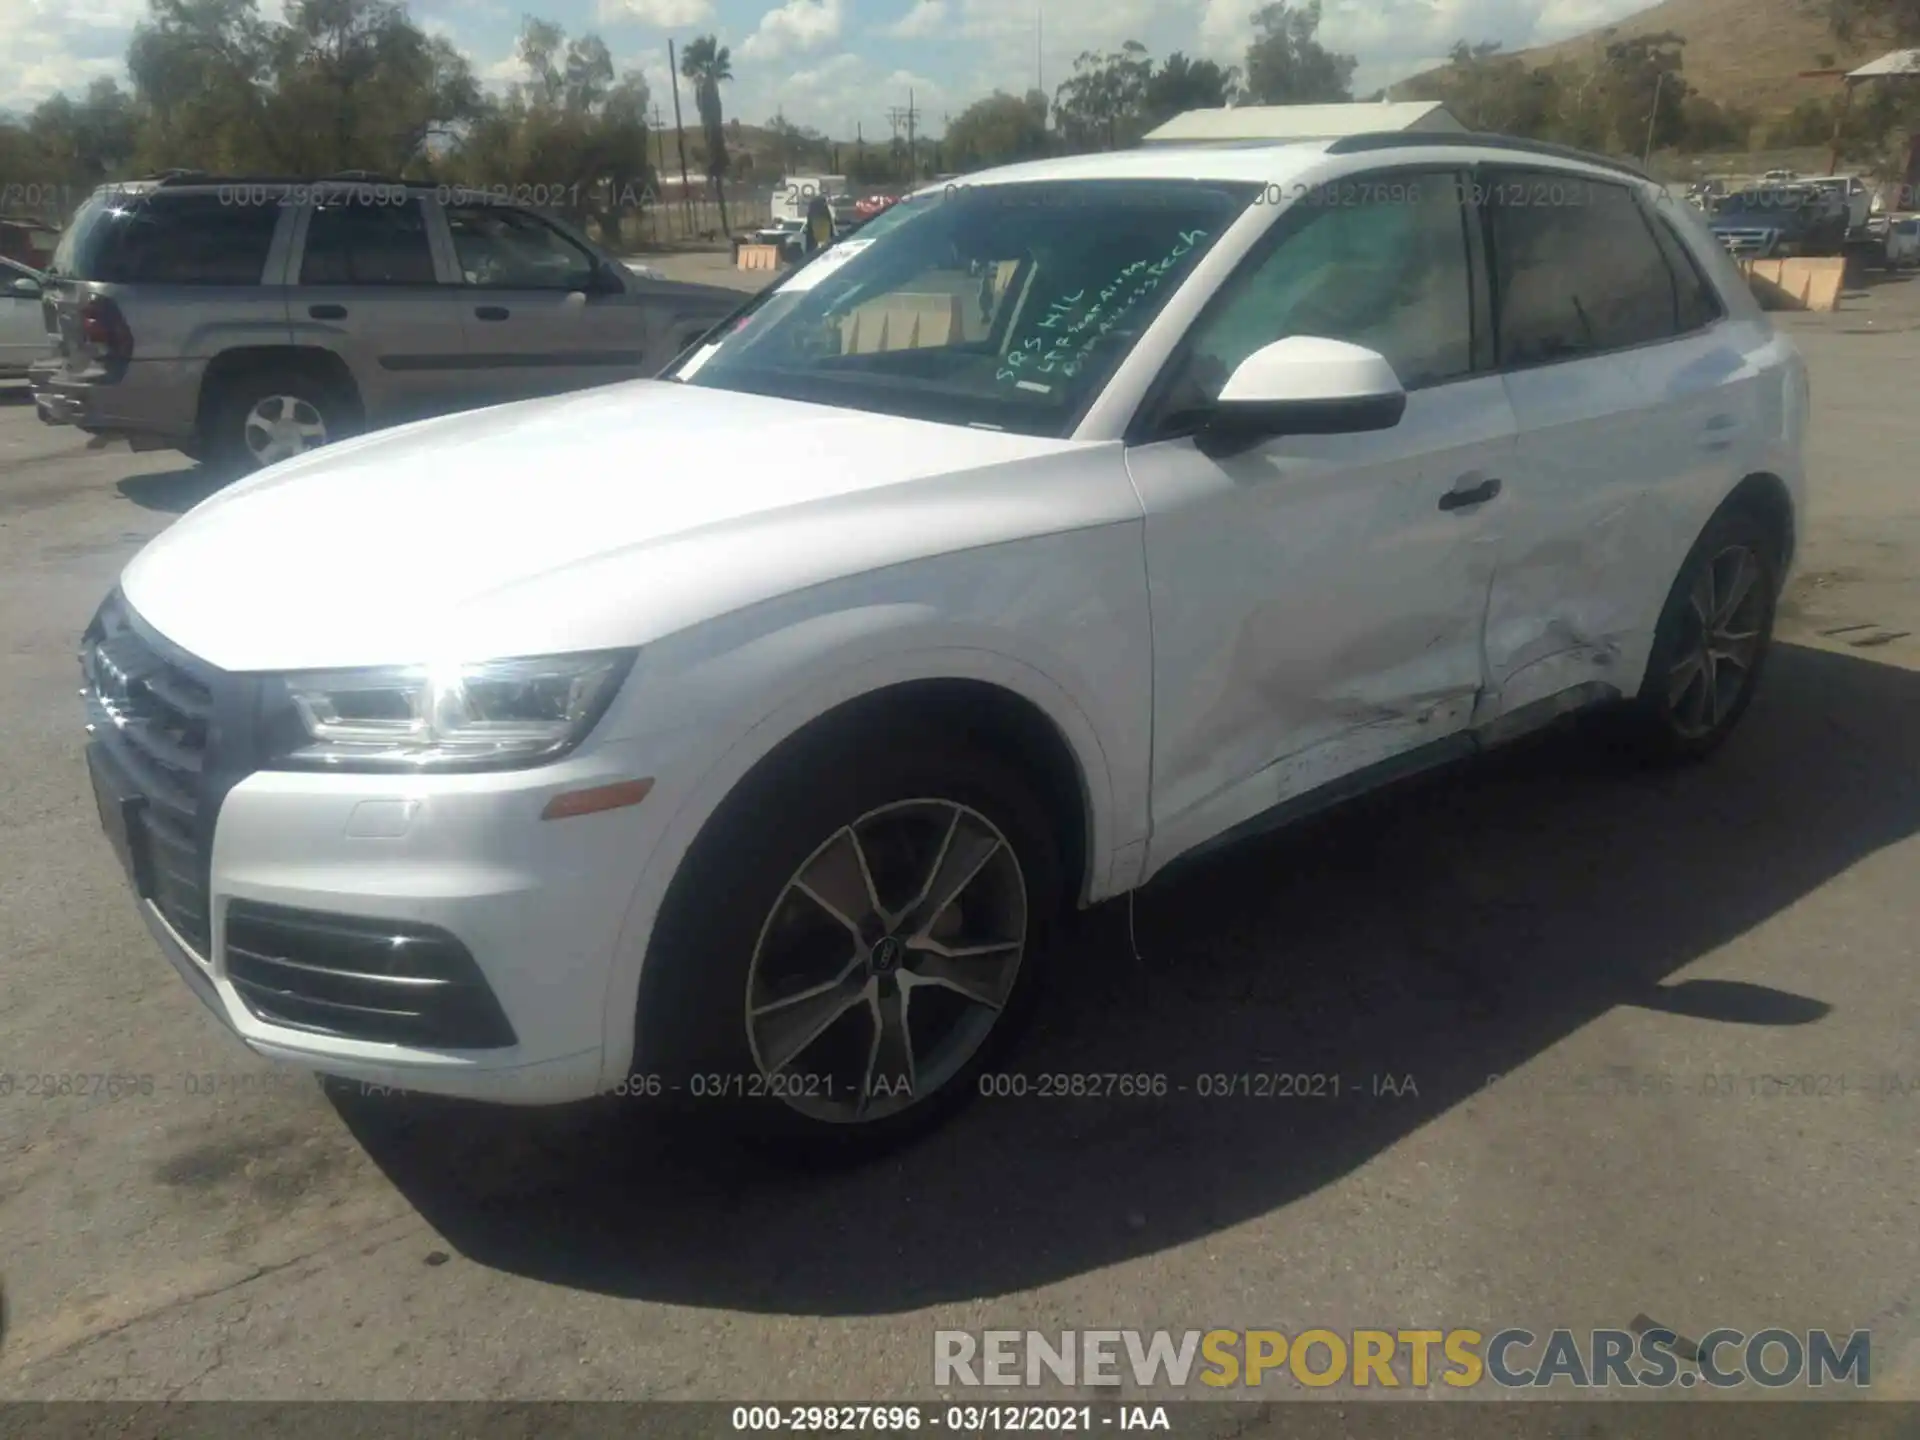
[307,304,347,320]
[1438,476,1502,512]
[475,306,510,321]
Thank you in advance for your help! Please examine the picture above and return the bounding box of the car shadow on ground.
[329,640,1920,1314]
[0,382,35,405]
[116,464,236,513]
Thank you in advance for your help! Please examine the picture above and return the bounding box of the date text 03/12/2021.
[729,1406,1172,1432]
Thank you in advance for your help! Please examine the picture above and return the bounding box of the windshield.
[669,178,1254,437]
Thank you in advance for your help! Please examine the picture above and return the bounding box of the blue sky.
[5,0,1652,142]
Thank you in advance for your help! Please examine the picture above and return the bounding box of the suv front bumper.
[82,597,667,1106]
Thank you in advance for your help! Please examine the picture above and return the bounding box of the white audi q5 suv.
[82,132,1808,1154]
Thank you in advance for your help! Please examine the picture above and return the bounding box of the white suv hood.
[120,381,1084,671]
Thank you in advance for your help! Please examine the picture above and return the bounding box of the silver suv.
[31,172,743,471]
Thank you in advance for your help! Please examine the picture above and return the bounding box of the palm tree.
[680,34,733,234]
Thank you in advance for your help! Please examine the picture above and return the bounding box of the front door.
[1126,170,1514,874]
[439,203,653,404]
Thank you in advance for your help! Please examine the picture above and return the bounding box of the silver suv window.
[51,192,281,285]
[444,205,595,290]
[301,198,438,285]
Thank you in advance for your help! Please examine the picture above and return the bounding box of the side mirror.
[1196,335,1407,459]
[589,260,627,294]
[7,276,41,298]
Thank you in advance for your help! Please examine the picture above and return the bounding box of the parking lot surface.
[1,259,1918,1402]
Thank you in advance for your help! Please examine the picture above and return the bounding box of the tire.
[632,723,1065,1160]
[1620,505,1781,765]
[204,367,352,475]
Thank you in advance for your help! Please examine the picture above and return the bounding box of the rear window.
[50,192,282,284]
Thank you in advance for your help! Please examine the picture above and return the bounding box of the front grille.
[81,594,218,953]
[225,901,518,1049]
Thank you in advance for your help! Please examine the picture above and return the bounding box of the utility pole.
[886,103,908,181]
[667,39,696,232]
[650,103,667,181]
[1036,4,1042,97]
[908,89,917,180]
[1641,69,1668,167]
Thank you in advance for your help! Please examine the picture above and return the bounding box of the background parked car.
[29,173,743,472]
[0,256,53,377]
[1709,185,1849,258]
[1887,216,1920,268]
[0,214,60,270]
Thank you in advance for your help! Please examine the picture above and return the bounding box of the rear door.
[435,201,654,404]
[289,192,471,426]
[1477,167,1728,720]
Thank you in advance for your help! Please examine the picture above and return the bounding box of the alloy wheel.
[744,798,1029,1125]
[244,394,328,466]
[1666,543,1767,740]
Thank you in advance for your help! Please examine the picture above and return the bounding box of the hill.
[1393,0,1893,122]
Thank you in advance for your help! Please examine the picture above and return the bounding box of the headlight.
[259,650,635,771]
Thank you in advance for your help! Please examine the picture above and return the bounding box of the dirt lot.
[0,265,1917,1404]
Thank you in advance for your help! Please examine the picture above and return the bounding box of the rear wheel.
[634,727,1064,1159]
[205,368,353,475]
[1622,506,1780,764]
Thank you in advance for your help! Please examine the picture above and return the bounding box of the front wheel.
[634,728,1064,1157]
[1623,507,1780,764]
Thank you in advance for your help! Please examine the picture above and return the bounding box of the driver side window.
[444,204,596,290]
[1152,171,1476,428]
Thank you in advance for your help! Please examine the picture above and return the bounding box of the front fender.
[587,527,1152,1088]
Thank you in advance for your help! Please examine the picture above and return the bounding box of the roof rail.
[143,170,424,188]
[1324,130,1649,180]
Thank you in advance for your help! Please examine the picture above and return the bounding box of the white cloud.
[883,0,949,38]
[718,50,948,137]
[740,0,845,61]
[599,0,718,28]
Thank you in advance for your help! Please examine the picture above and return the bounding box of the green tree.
[1595,31,1689,156]
[24,81,139,192]
[1403,40,1560,137]
[1242,1,1356,105]
[1678,94,1754,151]
[943,89,1050,170]
[264,0,481,173]
[681,34,733,233]
[126,0,276,171]
[1142,52,1241,130]
[451,17,651,241]
[1052,41,1153,151]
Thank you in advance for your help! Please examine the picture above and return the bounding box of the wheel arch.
[195,345,365,441]
[597,650,1119,1089]
[1718,469,1797,580]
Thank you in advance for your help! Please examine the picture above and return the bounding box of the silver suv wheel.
[244,394,329,466]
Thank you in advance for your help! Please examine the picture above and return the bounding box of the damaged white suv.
[82,133,1806,1154]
